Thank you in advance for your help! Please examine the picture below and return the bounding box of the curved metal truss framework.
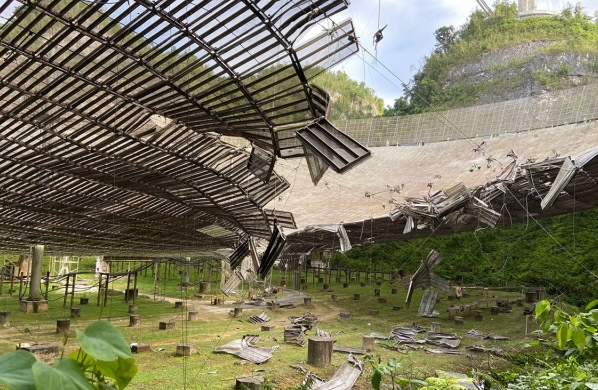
[0,0,362,255]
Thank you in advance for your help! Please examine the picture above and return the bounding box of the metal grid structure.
[0,0,364,255]
[334,82,598,148]
[282,145,598,257]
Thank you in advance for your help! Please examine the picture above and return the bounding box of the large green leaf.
[94,357,137,390]
[571,329,586,353]
[371,369,382,390]
[31,359,93,390]
[76,321,131,361]
[535,300,551,319]
[0,350,36,390]
[557,323,571,350]
[586,299,598,311]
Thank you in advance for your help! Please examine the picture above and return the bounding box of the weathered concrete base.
[131,343,151,353]
[176,343,196,356]
[20,300,48,313]
[235,376,264,390]
[159,321,175,330]
[19,343,59,364]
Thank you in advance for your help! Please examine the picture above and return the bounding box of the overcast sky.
[329,0,598,107]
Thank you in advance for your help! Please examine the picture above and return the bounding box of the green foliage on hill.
[385,2,598,116]
[332,207,598,307]
[313,70,385,119]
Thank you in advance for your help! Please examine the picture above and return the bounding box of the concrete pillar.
[29,245,44,300]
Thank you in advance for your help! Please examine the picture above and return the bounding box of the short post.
[129,315,141,327]
[128,304,138,313]
[353,293,360,300]
[331,294,337,302]
[175,343,196,356]
[0,311,10,323]
[79,297,89,305]
[431,322,441,333]
[261,325,276,331]
[56,319,70,334]
[474,310,483,321]
[233,307,243,317]
[391,288,398,295]
[235,376,264,390]
[187,311,198,321]
[199,281,210,293]
[343,283,348,288]
[322,284,329,291]
[304,297,312,306]
[392,305,402,311]
[454,316,464,327]
[490,306,500,315]
[158,321,175,330]
[70,307,81,318]
[270,302,280,311]
[307,336,333,367]
[378,297,387,303]
[174,301,184,309]
[374,289,380,297]
[362,335,375,352]
[369,309,379,316]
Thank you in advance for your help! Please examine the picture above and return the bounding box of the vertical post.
[103,274,109,307]
[18,272,23,298]
[29,245,44,300]
[70,275,75,308]
[44,271,50,300]
[9,265,15,295]
[63,274,70,308]
[125,273,131,302]
[133,272,138,305]
[0,266,4,295]
[96,273,102,306]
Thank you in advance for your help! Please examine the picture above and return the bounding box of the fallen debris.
[248,312,271,324]
[333,346,366,354]
[466,344,504,355]
[289,313,320,329]
[424,347,462,355]
[466,329,509,340]
[213,335,278,364]
[284,325,307,346]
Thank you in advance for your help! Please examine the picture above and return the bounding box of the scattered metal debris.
[333,346,366,354]
[404,250,449,308]
[284,325,307,346]
[310,363,362,390]
[424,347,462,355]
[248,312,271,324]
[466,345,504,355]
[316,328,331,338]
[213,335,278,364]
[418,289,440,317]
[289,313,320,330]
[466,329,509,340]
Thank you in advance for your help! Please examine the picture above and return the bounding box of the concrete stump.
[391,288,398,295]
[128,304,138,313]
[261,325,276,331]
[304,297,312,305]
[374,288,381,297]
[159,321,175,330]
[369,309,379,316]
[474,310,483,321]
[360,282,366,287]
[362,335,375,352]
[323,284,329,291]
[79,297,89,305]
[454,316,464,326]
[318,277,324,283]
[431,322,441,333]
[124,288,138,301]
[19,344,59,364]
[307,336,333,367]
[56,319,70,334]
[174,301,184,309]
[233,307,243,317]
[516,298,524,307]
[176,343,196,356]
[70,307,81,318]
[0,311,10,323]
[235,376,264,390]
[188,311,198,321]
[131,343,150,353]
[490,306,500,315]
[525,291,537,303]
[331,294,338,302]
[353,293,360,300]
[378,297,387,303]
[392,306,402,311]
[270,302,280,311]
[343,283,348,288]
[129,315,141,327]
[199,281,210,293]
[20,300,48,313]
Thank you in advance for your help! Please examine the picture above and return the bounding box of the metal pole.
[133,272,138,305]
[63,274,69,308]
[44,271,50,300]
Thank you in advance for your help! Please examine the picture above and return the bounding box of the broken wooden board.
[333,346,366,354]
[418,289,439,317]
[248,312,271,324]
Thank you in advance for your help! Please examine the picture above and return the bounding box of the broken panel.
[258,223,286,279]
[297,118,370,180]
[247,145,276,183]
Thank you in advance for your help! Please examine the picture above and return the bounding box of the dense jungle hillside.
[385,2,598,116]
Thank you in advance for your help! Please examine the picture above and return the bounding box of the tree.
[384,97,412,116]
[433,26,456,54]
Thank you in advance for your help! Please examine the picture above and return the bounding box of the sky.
[328,0,598,107]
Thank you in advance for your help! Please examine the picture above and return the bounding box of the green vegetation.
[332,207,598,307]
[385,2,598,116]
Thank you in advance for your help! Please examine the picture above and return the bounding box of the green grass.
[0,269,541,390]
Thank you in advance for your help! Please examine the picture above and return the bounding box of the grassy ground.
[0,269,540,390]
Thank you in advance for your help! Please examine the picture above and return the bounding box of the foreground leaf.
[0,350,36,390]
[32,359,93,390]
[93,357,137,390]
[76,321,131,361]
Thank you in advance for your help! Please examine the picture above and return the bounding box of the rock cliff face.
[445,42,598,104]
